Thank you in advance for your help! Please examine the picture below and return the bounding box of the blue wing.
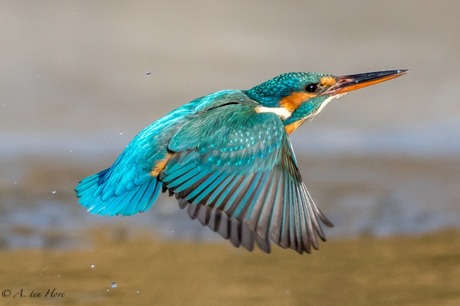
[161,99,333,254]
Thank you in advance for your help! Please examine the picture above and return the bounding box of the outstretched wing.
[161,101,333,254]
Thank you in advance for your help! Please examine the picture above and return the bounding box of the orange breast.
[284,119,306,134]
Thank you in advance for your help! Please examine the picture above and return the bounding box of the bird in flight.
[76,69,407,254]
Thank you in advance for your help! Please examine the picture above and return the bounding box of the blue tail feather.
[75,168,162,216]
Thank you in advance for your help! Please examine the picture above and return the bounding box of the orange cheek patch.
[320,76,336,87]
[280,92,315,113]
[151,153,173,177]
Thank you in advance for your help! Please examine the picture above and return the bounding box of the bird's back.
[75,90,252,216]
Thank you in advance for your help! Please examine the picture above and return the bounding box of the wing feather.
[161,100,333,253]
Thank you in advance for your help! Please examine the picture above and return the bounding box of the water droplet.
[57,274,61,278]
[119,130,123,135]
[136,290,140,294]
[170,229,174,233]
[146,71,152,77]
[111,282,117,288]
[90,264,95,269]
[13,181,17,185]
[51,190,56,195]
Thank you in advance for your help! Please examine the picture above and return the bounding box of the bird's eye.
[305,83,318,93]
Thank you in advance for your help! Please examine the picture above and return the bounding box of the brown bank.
[0,229,459,306]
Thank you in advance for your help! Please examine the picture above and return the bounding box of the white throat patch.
[317,93,347,114]
[306,93,347,121]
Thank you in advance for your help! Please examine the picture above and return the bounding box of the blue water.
[1,122,459,249]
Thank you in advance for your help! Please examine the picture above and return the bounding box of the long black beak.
[324,69,408,95]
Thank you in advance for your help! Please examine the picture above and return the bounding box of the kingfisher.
[76,69,407,254]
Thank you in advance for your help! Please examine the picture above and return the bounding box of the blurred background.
[0,0,459,304]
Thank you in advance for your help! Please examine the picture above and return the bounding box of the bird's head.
[245,70,407,133]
